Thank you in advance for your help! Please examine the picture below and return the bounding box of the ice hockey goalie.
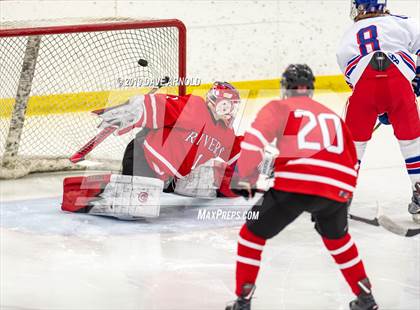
[61,82,243,219]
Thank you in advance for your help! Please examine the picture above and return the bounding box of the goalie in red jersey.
[62,82,243,219]
[225,65,378,310]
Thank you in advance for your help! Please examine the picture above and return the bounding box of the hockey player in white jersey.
[337,0,420,223]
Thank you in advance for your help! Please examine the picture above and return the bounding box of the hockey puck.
[138,59,148,67]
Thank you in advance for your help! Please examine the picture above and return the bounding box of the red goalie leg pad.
[235,224,266,296]
[322,233,368,295]
[62,174,111,212]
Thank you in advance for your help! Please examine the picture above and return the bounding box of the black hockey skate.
[349,278,378,310]
[225,284,255,310]
[408,182,420,224]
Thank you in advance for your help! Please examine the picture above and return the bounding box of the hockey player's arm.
[97,94,187,135]
[413,50,420,96]
[96,95,144,135]
[237,103,282,181]
[412,34,420,97]
[414,67,420,97]
[232,104,282,199]
[216,135,243,198]
[132,94,188,130]
[336,52,354,89]
[225,135,243,165]
[406,18,420,96]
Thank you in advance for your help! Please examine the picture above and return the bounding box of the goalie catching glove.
[95,95,145,135]
[62,174,164,220]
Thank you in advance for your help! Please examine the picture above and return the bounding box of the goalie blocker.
[62,174,164,220]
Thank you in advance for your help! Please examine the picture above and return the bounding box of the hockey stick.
[377,215,420,237]
[349,213,380,226]
[373,122,381,132]
[70,75,169,164]
[371,120,420,237]
[69,126,117,163]
[347,121,383,225]
[349,212,420,236]
[350,203,420,237]
[376,205,420,237]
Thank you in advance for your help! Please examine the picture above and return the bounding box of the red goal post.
[0,18,186,178]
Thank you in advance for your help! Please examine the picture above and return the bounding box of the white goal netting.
[0,18,186,178]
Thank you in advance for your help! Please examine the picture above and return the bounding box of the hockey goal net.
[0,18,186,179]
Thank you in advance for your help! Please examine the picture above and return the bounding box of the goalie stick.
[69,74,170,164]
[69,125,118,163]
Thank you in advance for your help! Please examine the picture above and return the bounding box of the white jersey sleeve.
[404,17,420,57]
[336,15,419,87]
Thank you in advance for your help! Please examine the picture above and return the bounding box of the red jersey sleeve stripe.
[247,127,270,147]
[150,94,158,129]
[243,134,264,150]
[143,94,161,129]
[240,141,264,155]
[141,95,150,128]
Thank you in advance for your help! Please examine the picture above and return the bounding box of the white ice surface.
[1,92,419,310]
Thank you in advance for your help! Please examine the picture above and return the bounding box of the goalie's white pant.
[89,174,164,220]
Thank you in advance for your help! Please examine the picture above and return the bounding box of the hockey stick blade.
[349,213,380,226]
[378,215,420,237]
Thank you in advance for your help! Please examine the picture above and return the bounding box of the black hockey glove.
[413,67,420,97]
[378,113,391,125]
[231,180,257,200]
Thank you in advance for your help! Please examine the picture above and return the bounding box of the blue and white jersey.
[337,15,420,87]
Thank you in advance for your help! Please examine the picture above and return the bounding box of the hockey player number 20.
[295,110,344,154]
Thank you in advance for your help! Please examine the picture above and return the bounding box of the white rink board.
[1,93,419,310]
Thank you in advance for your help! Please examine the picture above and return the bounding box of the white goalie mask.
[206,81,241,128]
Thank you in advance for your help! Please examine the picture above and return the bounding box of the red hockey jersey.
[238,96,358,203]
[137,93,241,180]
